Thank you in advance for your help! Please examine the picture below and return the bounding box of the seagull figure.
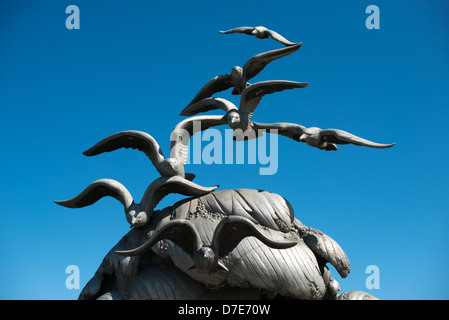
[83,115,229,179]
[115,215,297,273]
[251,121,395,151]
[219,26,297,46]
[83,130,187,178]
[185,43,302,108]
[54,176,218,228]
[180,80,308,140]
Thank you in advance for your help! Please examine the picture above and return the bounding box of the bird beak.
[217,261,229,272]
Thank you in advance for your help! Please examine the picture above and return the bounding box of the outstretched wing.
[184,74,234,110]
[141,176,219,214]
[54,178,133,210]
[180,97,238,117]
[239,81,308,122]
[170,115,228,165]
[115,220,202,257]
[212,216,297,259]
[266,29,297,46]
[83,130,166,169]
[251,121,307,142]
[321,129,396,149]
[243,43,302,81]
[219,27,254,35]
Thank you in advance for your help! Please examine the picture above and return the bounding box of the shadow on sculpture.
[55,25,394,300]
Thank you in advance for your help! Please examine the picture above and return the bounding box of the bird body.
[115,215,297,273]
[185,43,302,108]
[300,126,337,150]
[219,26,297,46]
[230,66,246,94]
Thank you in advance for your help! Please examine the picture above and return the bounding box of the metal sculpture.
[56,25,393,300]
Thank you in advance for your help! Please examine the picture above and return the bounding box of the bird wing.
[83,130,166,169]
[183,74,234,111]
[180,97,238,117]
[140,176,219,214]
[170,115,228,165]
[295,219,350,278]
[212,216,297,259]
[266,29,297,46]
[242,43,302,81]
[251,121,307,142]
[115,219,202,257]
[239,80,308,122]
[320,129,396,149]
[54,178,133,210]
[219,27,254,35]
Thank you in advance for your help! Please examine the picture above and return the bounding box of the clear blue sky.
[1,0,448,300]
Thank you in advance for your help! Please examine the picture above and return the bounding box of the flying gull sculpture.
[251,121,396,151]
[185,43,302,108]
[83,115,230,179]
[219,26,297,46]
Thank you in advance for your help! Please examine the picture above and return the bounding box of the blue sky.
[1,0,448,300]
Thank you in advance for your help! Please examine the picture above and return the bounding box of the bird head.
[230,66,244,84]
[126,202,148,228]
[192,247,216,273]
[299,133,310,142]
[327,278,341,298]
[227,110,241,129]
[300,127,321,143]
[252,26,269,38]
[159,158,185,177]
